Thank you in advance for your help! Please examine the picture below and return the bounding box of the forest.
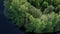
[4,0,60,34]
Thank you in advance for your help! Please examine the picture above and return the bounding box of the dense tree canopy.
[4,0,60,34]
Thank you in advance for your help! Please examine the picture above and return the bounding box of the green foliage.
[28,6,42,18]
[4,0,60,34]
[28,0,60,13]
[55,5,60,13]
[42,1,48,8]
[44,5,54,14]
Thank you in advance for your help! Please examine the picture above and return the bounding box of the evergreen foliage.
[4,0,60,34]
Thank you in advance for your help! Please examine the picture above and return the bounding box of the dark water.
[0,0,25,34]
